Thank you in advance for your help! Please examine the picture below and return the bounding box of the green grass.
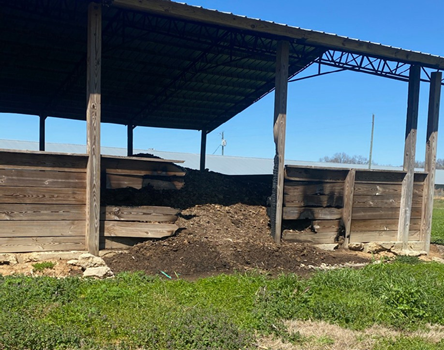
[431,198,444,245]
[1,261,444,349]
[32,261,56,272]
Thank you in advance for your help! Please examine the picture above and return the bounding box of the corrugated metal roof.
[2,139,443,185]
[171,1,444,62]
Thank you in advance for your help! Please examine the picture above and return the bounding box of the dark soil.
[104,168,371,279]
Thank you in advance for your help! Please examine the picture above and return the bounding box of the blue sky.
[1,0,443,165]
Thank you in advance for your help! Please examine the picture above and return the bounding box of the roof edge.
[112,0,444,70]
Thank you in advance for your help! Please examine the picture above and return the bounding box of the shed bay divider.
[282,167,347,243]
[282,165,427,246]
[0,151,184,253]
[0,151,88,252]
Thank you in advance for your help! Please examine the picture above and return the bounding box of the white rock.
[0,253,18,265]
[77,253,107,269]
[314,243,338,251]
[348,243,364,251]
[432,257,444,264]
[83,266,114,278]
[364,242,388,254]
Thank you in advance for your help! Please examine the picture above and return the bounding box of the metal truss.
[290,49,444,85]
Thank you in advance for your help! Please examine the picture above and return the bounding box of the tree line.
[320,152,444,169]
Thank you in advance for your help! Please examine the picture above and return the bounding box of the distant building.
[1,139,443,188]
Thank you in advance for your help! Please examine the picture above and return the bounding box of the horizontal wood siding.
[283,166,426,246]
[350,171,403,242]
[102,156,185,190]
[0,152,87,252]
[282,167,346,244]
[100,205,180,249]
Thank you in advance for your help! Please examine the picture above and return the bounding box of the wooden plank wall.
[282,166,427,246]
[282,166,347,243]
[100,205,180,249]
[102,156,186,190]
[0,151,87,252]
[350,170,405,243]
[350,171,424,243]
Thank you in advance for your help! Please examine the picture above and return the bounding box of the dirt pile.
[104,169,371,278]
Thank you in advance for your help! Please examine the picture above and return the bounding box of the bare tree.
[415,158,444,169]
[320,152,370,165]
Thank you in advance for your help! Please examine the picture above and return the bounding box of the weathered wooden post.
[86,2,102,255]
[127,124,134,156]
[398,65,420,252]
[200,130,207,171]
[271,40,289,244]
[421,71,442,253]
[39,115,46,151]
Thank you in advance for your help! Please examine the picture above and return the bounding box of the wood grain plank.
[142,176,185,190]
[102,205,179,222]
[284,194,343,208]
[353,183,402,196]
[353,195,401,208]
[283,207,342,220]
[284,182,344,196]
[285,167,348,182]
[310,220,342,233]
[103,221,178,238]
[106,174,184,190]
[0,151,87,172]
[100,237,145,250]
[350,230,420,243]
[0,168,86,188]
[351,218,420,232]
[349,231,398,243]
[282,230,337,244]
[0,187,86,204]
[352,207,403,220]
[0,236,85,253]
[0,221,85,237]
[0,204,85,221]
[355,170,405,183]
[106,174,143,189]
[102,158,186,177]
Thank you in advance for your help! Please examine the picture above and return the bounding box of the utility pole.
[368,114,375,169]
[221,131,227,156]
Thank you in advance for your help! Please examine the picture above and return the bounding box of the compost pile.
[104,169,371,278]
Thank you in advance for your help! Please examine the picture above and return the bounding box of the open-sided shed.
[0,0,442,254]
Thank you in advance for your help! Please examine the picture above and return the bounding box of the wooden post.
[398,65,421,252]
[39,115,46,151]
[127,124,134,157]
[421,72,442,253]
[86,2,102,256]
[200,130,207,171]
[271,41,289,244]
[342,169,356,248]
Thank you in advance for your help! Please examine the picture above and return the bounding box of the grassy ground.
[1,201,443,349]
[432,198,444,245]
[1,258,444,349]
